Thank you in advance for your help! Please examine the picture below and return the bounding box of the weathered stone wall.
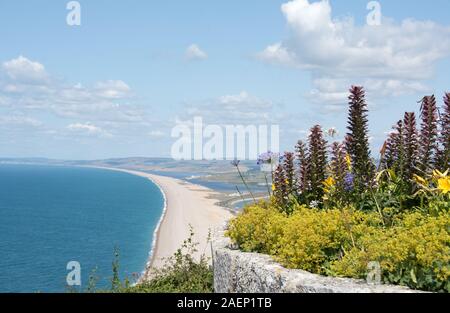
[212,228,420,293]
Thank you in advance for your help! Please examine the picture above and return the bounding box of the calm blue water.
[0,165,164,293]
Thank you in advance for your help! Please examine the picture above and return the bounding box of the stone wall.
[212,228,420,293]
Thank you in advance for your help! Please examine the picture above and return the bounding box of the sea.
[0,164,165,293]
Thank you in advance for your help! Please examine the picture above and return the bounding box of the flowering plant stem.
[264,173,271,197]
[369,187,386,226]
[235,164,257,204]
[235,186,246,205]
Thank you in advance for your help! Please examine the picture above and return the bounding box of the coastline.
[87,166,233,282]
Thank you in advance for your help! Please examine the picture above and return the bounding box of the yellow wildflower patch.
[323,176,336,188]
[438,177,450,194]
[227,204,450,292]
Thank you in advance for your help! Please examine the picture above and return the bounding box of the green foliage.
[86,267,99,293]
[127,227,213,293]
[270,88,450,215]
[227,204,450,292]
[227,201,286,255]
[111,246,123,291]
[120,227,213,293]
[240,87,450,293]
[86,227,213,293]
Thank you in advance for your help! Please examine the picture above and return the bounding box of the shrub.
[231,86,450,292]
[227,202,286,255]
[331,211,450,292]
[275,206,351,274]
[227,204,450,292]
[107,227,214,293]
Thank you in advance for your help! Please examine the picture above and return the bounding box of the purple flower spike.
[344,172,354,191]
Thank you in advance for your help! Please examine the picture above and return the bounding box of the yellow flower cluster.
[438,177,450,194]
[323,176,336,188]
[322,176,336,194]
[227,203,450,292]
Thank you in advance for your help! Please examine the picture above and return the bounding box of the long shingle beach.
[91,167,233,281]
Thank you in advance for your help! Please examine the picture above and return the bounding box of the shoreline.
[86,166,233,282]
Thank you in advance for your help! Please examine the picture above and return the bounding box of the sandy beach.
[91,167,233,281]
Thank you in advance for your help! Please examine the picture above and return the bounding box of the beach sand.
[91,167,233,281]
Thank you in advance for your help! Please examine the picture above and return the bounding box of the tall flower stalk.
[419,95,439,174]
[308,125,328,201]
[273,164,289,210]
[282,152,296,196]
[345,86,375,190]
[295,140,309,194]
[436,93,450,171]
[403,112,419,181]
[384,123,400,170]
[392,120,405,177]
[330,142,347,194]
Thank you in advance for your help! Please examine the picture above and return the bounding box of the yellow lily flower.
[437,177,450,194]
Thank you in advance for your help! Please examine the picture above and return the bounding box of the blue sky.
[1,0,450,160]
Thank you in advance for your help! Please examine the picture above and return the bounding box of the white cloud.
[259,0,450,109]
[0,115,43,127]
[183,91,280,124]
[185,44,208,61]
[94,80,131,99]
[2,56,49,84]
[0,56,142,122]
[149,130,165,138]
[258,43,297,67]
[67,122,112,137]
